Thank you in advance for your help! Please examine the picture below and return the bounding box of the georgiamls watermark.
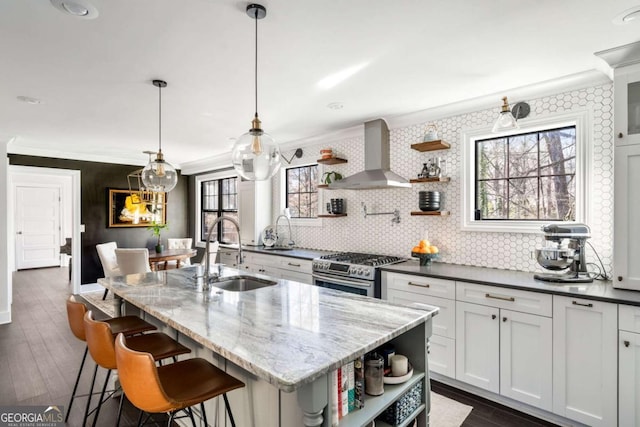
[0,406,64,427]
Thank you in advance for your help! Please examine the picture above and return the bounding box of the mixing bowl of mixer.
[535,247,575,271]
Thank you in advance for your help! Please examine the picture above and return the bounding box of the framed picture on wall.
[108,188,167,228]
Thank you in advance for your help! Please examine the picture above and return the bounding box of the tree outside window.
[286,165,318,218]
[475,126,576,221]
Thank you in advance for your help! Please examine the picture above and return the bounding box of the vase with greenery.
[148,221,169,253]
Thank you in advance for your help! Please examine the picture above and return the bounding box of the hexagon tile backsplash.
[274,82,613,275]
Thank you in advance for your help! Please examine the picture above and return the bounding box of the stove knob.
[358,268,364,276]
[364,270,370,277]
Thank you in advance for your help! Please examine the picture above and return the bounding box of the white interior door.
[15,185,61,269]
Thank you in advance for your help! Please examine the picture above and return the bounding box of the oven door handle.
[312,272,372,288]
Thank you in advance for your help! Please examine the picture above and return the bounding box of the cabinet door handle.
[502,317,507,322]
[624,340,630,348]
[618,276,623,282]
[618,132,624,139]
[491,314,497,320]
[572,301,593,308]
[485,293,515,302]
[409,281,430,288]
[288,262,301,267]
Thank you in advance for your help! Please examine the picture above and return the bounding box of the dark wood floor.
[1,266,559,427]
[0,267,172,426]
[432,381,559,427]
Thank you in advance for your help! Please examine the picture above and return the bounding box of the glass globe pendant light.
[142,79,178,192]
[491,96,519,133]
[231,3,281,181]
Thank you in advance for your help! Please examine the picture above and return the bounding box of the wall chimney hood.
[329,119,410,190]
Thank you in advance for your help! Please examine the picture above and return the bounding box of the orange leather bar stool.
[115,332,245,427]
[84,310,191,427]
[65,296,157,423]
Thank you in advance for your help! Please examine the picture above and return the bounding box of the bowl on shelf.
[411,252,439,266]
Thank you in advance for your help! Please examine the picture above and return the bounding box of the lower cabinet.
[455,283,553,412]
[619,304,640,427]
[383,272,456,378]
[219,250,313,284]
[552,295,617,427]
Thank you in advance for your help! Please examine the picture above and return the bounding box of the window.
[285,165,318,218]
[462,110,588,233]
[200,176,238,244]
[475,126,576,221]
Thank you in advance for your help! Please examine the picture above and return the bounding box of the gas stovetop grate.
[318,252,406,267]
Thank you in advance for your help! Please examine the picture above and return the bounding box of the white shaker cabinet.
[619,305,640,427]
[613,143,640,290]
[455,283,553,411]
[238,179,272,246]
[613,64,640,291]
[383,272,456,377]
[455,301,500,393]
[552,295,617,427]
[614,65,640,147]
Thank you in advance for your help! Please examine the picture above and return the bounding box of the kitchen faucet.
[275,214,295,247]
[202,216,243,284]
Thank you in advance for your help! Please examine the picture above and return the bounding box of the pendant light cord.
[158,83,162,152]
[254,8,258,118]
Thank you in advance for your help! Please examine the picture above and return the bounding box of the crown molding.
[595,40,640,69]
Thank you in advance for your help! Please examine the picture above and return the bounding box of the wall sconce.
[281,148,303,164]
[492,96,530,133]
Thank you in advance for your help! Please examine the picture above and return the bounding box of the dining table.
[148,248,197,271]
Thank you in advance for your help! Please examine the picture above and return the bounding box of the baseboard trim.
[431,373,589,427]
[79,283,105,294]
[0,310,12,325]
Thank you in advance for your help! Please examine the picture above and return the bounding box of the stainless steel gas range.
[312,252,407,298]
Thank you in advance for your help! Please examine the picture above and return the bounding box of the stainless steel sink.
[211,275,278,292]
[262,246,294,251]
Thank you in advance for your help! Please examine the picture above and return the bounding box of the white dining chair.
[114,248,152,275]
[96,242,121,300]
[166,238,193,268]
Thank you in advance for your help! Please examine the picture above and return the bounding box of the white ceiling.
[1,0,639,170]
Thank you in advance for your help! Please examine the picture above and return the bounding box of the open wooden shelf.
[318,214,347,218]
[410,211,450,216]
[317,157,348,165]
[409,177,450,183]
[410,140,450,152]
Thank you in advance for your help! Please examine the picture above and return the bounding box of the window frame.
[279,161,323,227]
[461,109,591,233]
[195,170,238,247]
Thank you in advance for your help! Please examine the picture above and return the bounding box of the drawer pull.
[491,314,497,320]
[408,281,430,288]
[485,293,515,302]
[502,317,507,322]
[288,262,301,267]
[572,301,593,308]
[624,340,630,348]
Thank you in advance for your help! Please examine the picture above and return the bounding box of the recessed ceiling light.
[50,0,99,19]
[327,102,344,110]
[17,96,43,105]
[613,6,640,24]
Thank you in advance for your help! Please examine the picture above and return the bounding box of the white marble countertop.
[98,266,437,392]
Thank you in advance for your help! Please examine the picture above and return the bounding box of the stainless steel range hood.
[329,119,410,190]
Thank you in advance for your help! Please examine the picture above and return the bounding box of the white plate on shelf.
[261,225,277,247]
[383,364,414,385]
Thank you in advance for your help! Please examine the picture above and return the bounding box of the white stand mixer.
[533,224,593,283]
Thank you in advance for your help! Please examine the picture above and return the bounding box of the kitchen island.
[98,266,437,427]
